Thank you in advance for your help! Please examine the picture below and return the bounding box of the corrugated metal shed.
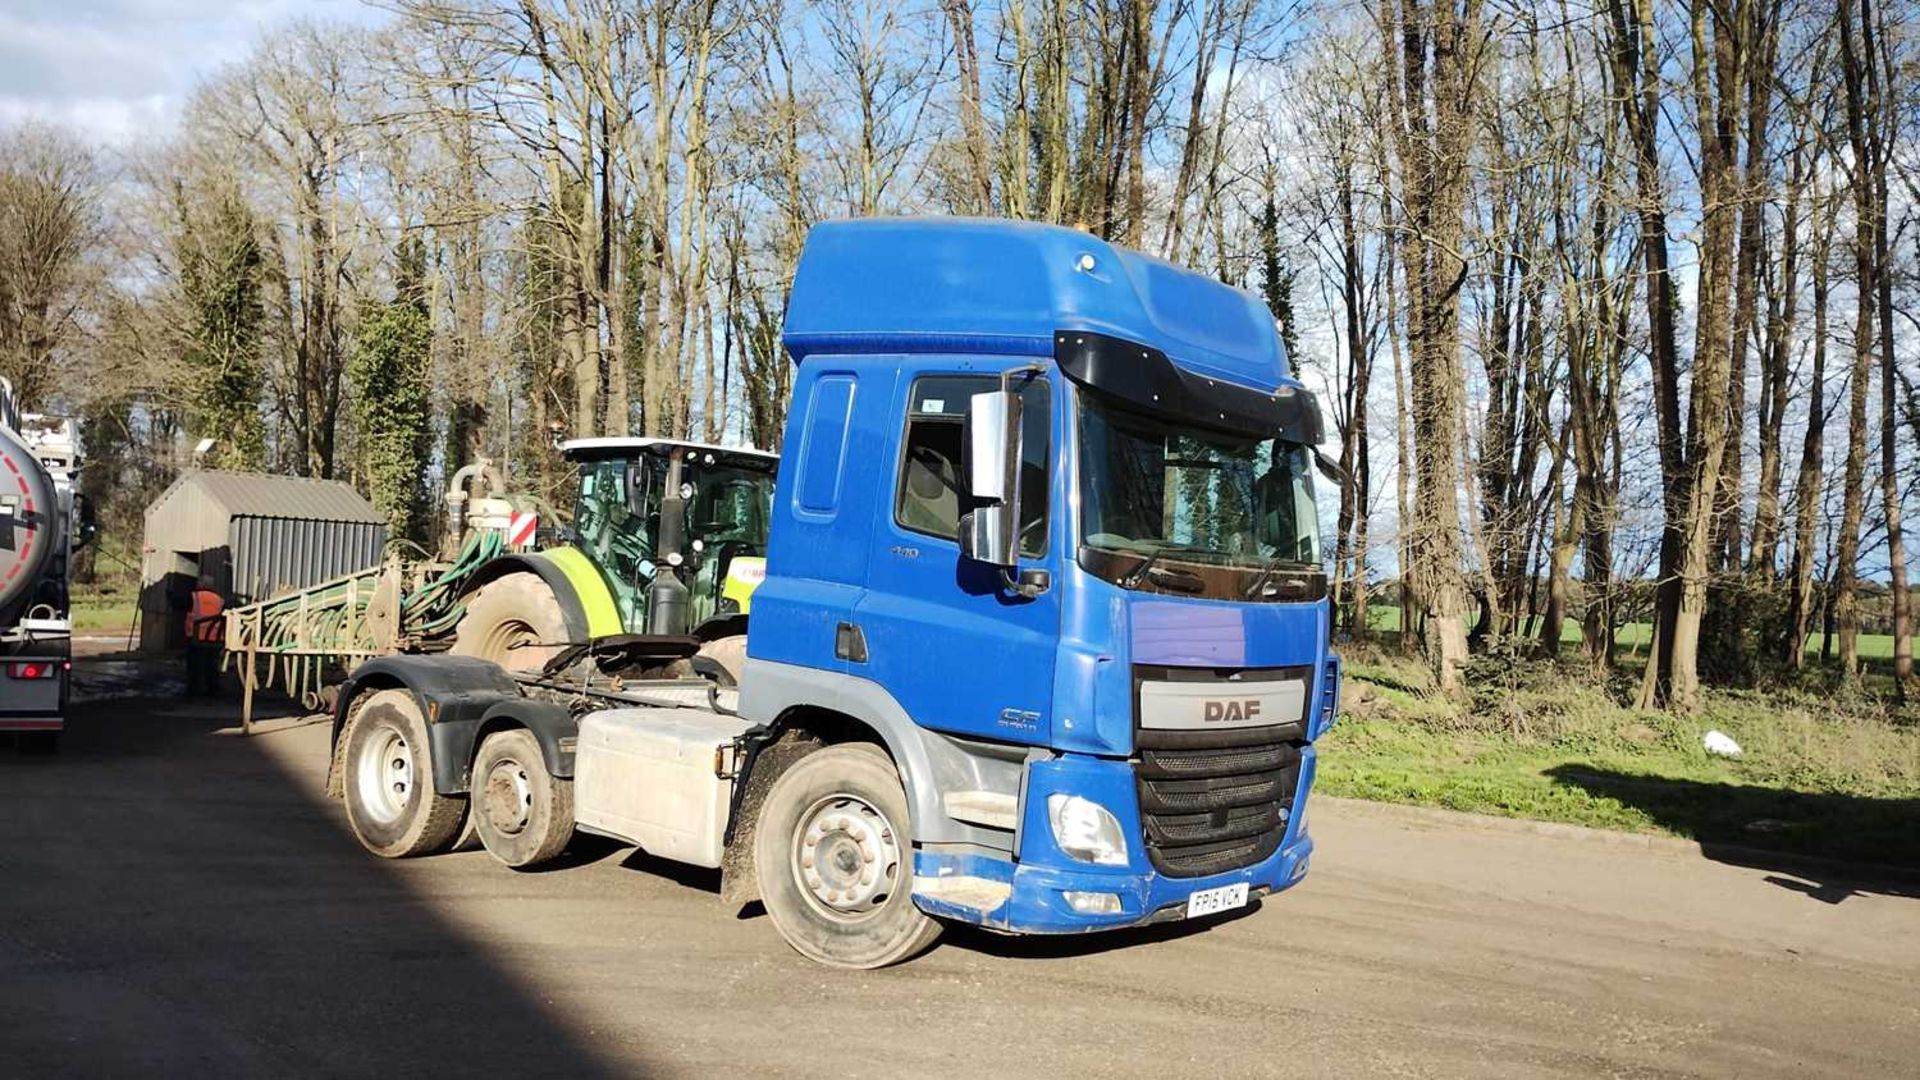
[140,471,389,652]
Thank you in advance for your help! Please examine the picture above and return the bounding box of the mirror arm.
[1001,567,1050,599]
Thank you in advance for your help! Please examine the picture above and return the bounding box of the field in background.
[1358,603,1898,660]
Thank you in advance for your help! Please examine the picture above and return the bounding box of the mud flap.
[717,734,820,908]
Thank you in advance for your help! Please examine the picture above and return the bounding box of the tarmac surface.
[3,651,1917,1078]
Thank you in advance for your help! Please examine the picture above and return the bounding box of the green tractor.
[445,438,777,683]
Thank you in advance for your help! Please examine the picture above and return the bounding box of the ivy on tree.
[350,238,433,543]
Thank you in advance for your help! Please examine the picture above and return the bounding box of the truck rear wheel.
[470,728,574,869]
[753,744,941,968]
[451,573,569,671]
[342,690,466,858]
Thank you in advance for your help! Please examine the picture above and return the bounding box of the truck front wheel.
[342,690,466,858]
[470,728,574,869]
[753,744,942,968]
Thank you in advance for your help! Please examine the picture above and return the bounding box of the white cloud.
[0,0,383,145]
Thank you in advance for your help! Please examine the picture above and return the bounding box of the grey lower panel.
[739,658,1027,851]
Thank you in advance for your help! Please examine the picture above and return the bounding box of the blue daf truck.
[330,218,1339,968]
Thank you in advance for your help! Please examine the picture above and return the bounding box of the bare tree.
[0,123,102,410]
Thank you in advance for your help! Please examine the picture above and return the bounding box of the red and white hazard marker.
[507,510,538,548]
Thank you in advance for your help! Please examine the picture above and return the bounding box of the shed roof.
[161,471,385,523]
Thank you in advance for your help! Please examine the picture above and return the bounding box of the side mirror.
[1313,448,1347,487]
[959,387,1022,569]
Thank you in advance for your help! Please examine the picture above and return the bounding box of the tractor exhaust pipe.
[647,447,691,636]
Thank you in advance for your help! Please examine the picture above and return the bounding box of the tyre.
[694,634,749,686]
[341,690,466,858]
[450,573,570,671]
[470,728,574,869]
[753,744,941,968]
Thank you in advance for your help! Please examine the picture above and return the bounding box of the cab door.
[852,359,1061,746]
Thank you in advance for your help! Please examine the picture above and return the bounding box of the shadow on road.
[0,674,634,1078]
[1546,765,1920,904]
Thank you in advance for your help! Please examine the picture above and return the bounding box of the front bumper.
[911,747,1318,934]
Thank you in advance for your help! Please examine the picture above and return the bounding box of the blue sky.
[0,0,382,143]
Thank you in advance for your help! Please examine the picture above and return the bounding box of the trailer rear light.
[8,661,56,679]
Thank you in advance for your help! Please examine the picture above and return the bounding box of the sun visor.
[1054,331,1322,444]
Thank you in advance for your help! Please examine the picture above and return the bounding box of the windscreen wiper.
[1244,556,1313,600]
[1121,546,1165,589]
[1243,557,1277,599]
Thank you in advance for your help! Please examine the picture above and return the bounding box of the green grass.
[69,596,137,633]
[72,602,136,633]
[1320,649,1920,869]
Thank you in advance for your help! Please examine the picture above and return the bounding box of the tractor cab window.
[575,456,657,628]
[684,460,777,625]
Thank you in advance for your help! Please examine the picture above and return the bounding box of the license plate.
[1185,882,1249,919]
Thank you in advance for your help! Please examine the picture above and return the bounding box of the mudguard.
[472,699,578,781]
[463,547,626,642]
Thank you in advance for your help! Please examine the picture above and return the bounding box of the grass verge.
[70,597,137,634]
[1322,648,1920,869]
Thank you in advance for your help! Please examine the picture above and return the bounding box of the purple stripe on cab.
[1130,601,1247,667]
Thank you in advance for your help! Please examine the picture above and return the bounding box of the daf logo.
[1203,699,1262,723]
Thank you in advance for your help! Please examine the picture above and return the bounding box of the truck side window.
[894,374,1049,556]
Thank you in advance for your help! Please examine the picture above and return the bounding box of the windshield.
[1078,392,1320,580]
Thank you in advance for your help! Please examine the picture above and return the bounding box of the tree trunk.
[1835,0,1875,681]
[1749,147,1804,577]
[1119,0,1158,247]
[1609,0,1694,711]
[940,0,994,214]
[1860,0,1912,693]
[1785,190,1831,669]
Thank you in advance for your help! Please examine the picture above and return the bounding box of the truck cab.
[744,219,1337,936]
[329,218,1337,970]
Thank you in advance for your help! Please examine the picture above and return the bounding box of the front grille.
[1134,723,1303,878]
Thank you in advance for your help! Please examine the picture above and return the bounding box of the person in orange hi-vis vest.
[183,574,226,698]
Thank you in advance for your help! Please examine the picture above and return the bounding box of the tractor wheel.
[694,635,749,687]
[450,573,570,671]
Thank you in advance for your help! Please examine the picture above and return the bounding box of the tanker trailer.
[0,381,81,751]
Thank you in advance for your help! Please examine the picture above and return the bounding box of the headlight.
[1047,794,1129,866]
